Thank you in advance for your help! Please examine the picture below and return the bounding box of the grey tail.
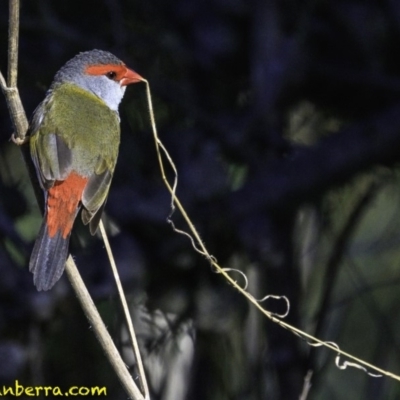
[29,219,70,291]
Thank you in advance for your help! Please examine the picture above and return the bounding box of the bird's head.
[51,49,143,111]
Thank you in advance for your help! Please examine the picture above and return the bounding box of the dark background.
[2,0,400,399]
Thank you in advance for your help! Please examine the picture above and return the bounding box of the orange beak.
[120,68,143,86]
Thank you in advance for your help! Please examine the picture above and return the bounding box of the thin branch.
[1,1,145,398]
[1,84,28,142]
[299,370,313,400]
[65,257,144,400]
[8,0,19,88]
[3,0,28,142]
[0,71,7,90]
[143,79,400,382]
[99,220,150,400]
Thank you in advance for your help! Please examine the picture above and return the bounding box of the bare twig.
[1,1,145,398]
[65,257,144,400]
[0,71,7,89]
[8,0,19,88]
[142,79,400,382]
[1,83,28,143]
[299,370,313,400]
[99,220,150,400]
[2,0,28,141]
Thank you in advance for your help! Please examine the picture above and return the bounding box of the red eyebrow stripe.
[85,64,127,80]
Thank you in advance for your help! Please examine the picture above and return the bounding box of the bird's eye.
[106,71,117,80]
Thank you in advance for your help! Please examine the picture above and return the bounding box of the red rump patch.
[46,172,88,238]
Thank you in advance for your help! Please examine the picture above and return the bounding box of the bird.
[28,49,143,291]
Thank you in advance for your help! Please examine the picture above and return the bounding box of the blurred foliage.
[2,0,400,399]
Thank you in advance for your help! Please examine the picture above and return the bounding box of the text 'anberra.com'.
[0,381,107,397]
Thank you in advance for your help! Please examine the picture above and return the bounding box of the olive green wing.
[81,158,114,235]
[29,101,73,190]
